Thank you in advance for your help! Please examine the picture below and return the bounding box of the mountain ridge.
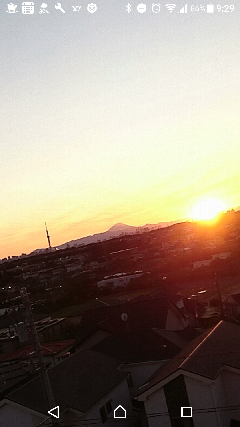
[30,219,184,254]
[55,220,183,250]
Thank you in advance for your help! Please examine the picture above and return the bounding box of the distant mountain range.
[54,208,240,251]
[30,220,184,254]
[25,207,240,256]
[54,220,181,250]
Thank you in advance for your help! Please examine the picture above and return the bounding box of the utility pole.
[20,287,59,426]
[214,272,224,319]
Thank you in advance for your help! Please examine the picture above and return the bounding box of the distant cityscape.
[1,209,240,426]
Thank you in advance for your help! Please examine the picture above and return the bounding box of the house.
[192,259,212,269]
[137,321,240,427]
[0,349,133,427]
[92,328,183,399]
[35,318,67,343]
[225,294,240,319]
[0,360,35,401]
[192,253,231,270]
[0,314,51,356]
[211,252,231,260]
[71,296,189,353]
[97,271,143,290]
[182,298,206,327]
[0,339,74,367]
[52,296,122,329]
[0,335,20,357]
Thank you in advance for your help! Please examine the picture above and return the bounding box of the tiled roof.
[0,361,34,397]
[138,321,240,396]
[92,329,181,363]
[0,340,75,362]
[155,328,201,348]
[73,296,185,350]
[7,349,125,414]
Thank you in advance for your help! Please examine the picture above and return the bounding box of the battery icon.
[207,4,214,13]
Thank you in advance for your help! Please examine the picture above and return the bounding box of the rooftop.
[73,296,186,350]
[0,340,74,362]
[0,361,34,398]
[92,329,181,363]
[6,349,125,414]
[138,320,240,397]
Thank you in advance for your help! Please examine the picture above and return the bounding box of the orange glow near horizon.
[1,12,240,259]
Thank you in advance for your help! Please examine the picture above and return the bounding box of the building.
[97,271,144,290]
[72,296,189,352]
[0,339,74,367]
[0,361,35,401]
[137,321,240,427]
[0,349,133,427]
[225,294,240,319]
[211,252,231,260]
[192,259,212,269]
[92,328,183,399]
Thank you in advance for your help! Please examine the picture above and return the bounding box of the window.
[100,405,107,423]
[127,372,133,387]
[105,400,112,414]
[100,400,112,423]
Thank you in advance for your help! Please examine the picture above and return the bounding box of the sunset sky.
[0,1,239,258]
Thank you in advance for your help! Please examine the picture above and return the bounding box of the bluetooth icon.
[126,3,131,12]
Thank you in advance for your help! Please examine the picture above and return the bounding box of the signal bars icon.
[179,4,187,13]
[165,4,176,12]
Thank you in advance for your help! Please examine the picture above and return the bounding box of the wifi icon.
[165,3,176,12]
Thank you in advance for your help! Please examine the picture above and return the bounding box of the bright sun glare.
[190,198,227,221]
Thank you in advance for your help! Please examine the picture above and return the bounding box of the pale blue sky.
[0,1,239,257]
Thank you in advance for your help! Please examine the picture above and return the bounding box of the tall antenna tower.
[45,222,52,249]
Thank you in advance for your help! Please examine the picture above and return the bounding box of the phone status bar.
[4,2,237,15]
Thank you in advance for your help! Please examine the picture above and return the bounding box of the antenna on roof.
[45,222,52,249]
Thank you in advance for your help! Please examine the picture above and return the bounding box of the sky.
[0,1,240,258]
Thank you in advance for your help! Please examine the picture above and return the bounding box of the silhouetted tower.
[45,222,51,249]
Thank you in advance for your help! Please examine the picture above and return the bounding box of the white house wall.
[81,379,132,427]
[0,381,133,427]
[221,368,240,422]
[142,371,238,427]
[0,403,43,427]
[185,374,230,427]
[144,386,172,427]
[121,362,163,398]
[211,374,231,427]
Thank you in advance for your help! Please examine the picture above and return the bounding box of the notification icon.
[152,3,160,13]
[87,3,97,13]
[6,3,18,12]
[137,3,146,13]
[22,2,34,14]
[126,3,131,13]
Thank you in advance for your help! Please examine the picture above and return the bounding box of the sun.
[190,198,227,221]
